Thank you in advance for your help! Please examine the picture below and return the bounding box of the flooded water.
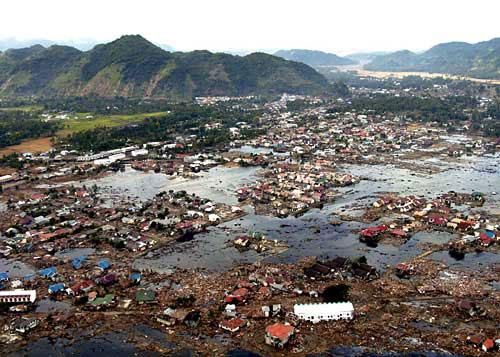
[83,165,259,204]
[54,248,96,260]
[35,298,73,313]
[309,346,459,356]
[84,154,499,273]
[429,250,500,270]
[81,167,171,201]
[135,208,467,272]
[341,154,499,201]
[158,166,259,205]
[229,145,289,157]
[0,258,35,278]
[7,324,207,357]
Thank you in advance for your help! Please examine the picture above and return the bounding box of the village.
[0,90,499,356]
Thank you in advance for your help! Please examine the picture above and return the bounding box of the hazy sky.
[1,0,499,54]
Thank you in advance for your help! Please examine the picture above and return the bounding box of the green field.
[58,111,167,135]
[0,105,44,112]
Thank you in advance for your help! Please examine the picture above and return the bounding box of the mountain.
[346,52,391,65]
[0,37,176,52]
[274,49,356,67]
[365,38,500,79]
[0,38,55,51]
[0,38,98,51]
[0,45,47,83]
[0,35,331,98]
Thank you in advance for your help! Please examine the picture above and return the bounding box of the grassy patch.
[57,111,167,136]
[0,105,44,112]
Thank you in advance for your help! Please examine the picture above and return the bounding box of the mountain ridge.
[365,37,500,79]
[274,49,356,67]
[0,35,331,98]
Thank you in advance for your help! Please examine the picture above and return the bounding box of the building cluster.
[355,193,499,256]
[237,162,358,217]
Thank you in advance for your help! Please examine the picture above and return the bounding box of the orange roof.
[265,323,294,341]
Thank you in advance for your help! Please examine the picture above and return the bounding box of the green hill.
[0,35,331,98]
[274,49,356,67]
[365,38,500,79]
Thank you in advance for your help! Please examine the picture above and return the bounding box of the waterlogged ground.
[82,153,500,273]
[83,165,260,205]
[9,325,179,357]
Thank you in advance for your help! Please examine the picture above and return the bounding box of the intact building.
[294,302,354,323]
[0,290,37,304]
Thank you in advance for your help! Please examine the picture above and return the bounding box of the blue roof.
[39,267,57,278]
[72,256,86,269]
[0,272,8,281]
[484,230,496,238]
[97,259,111,270]
[23,273,35,281]
[48,283,65,293]
[129,272,142,282]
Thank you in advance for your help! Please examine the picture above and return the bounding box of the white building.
[94,153,126,166]
[77,146,138,162]
[0,289,37,304]
[0,174,14,184]
[294,302,354,323]
[131,149,149,157]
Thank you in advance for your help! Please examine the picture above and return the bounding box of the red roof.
[75,190,88,198]
[265,323,294,341]
[220,318,246,331]
[31,193,46,200]
[224,287,250,303]
[467,335,482,345]
[38,232,58,242]
[360,225,388,238]
[482,338,494,351]
[428,216,447,226]
[176,221,193,230]
[71,280,94,293]
[458,220,474,230]
[391,229,407,237]
[396,263,411,271]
